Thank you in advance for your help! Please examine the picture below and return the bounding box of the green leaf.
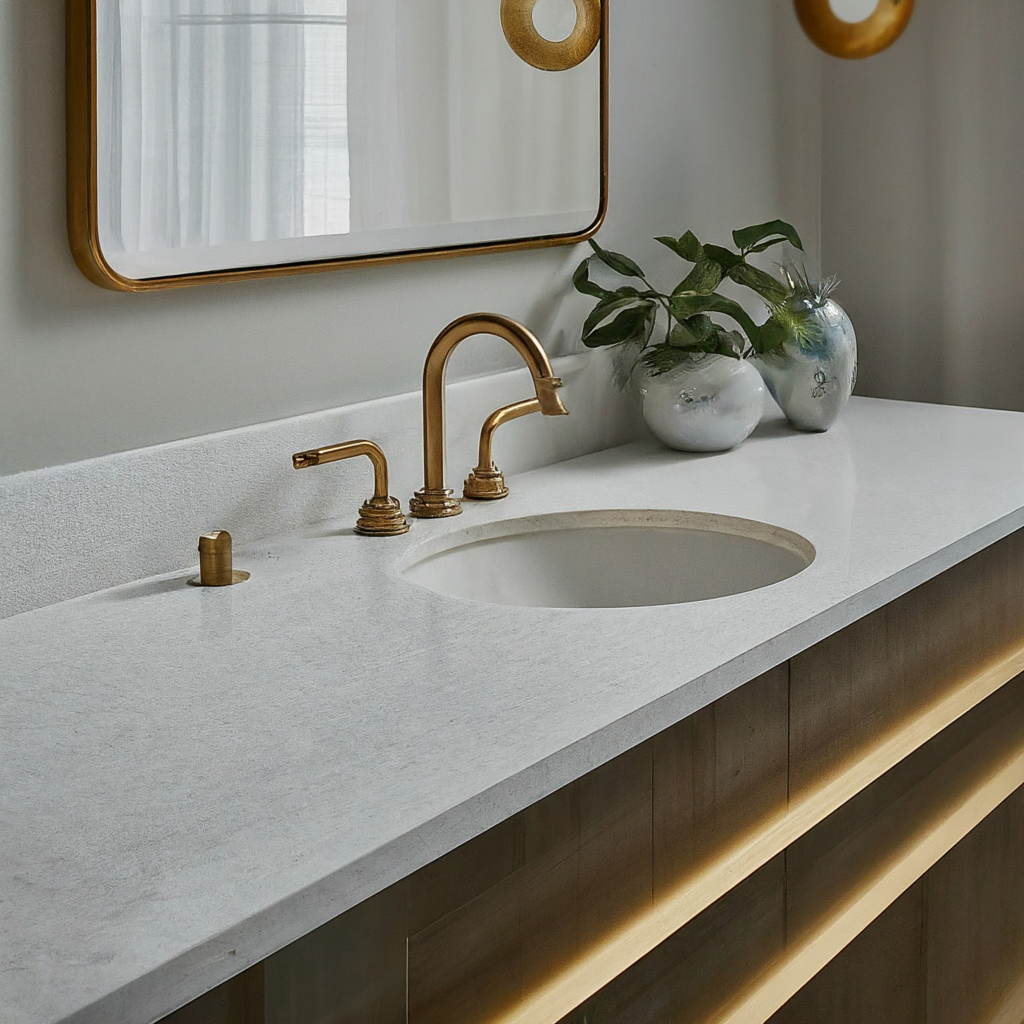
[589,238,645,278]
[755,317,790,356]
[641,343,692,377]
[610,335,649,390]
[669,292,762,349]
[727,263,788,304]
[710,327,747,359]
[668,314,715,347]
[745,237,789,254]
[655,230,703,263]
[732,219,804,254]
[674,257,723,296]
[703,244,745,272]
[582,301,656,349]
[582,297,634,339]
[581,290,646,339]
[573,258,610,299]
[668,292,716,320]
[704,294,762,348]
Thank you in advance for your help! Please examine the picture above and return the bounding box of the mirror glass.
[88,0,603,284]
[828,0,880,22]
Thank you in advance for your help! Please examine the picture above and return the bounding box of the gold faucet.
[410,313,568,518]
[463,397,541,500]
[292,440,410,536]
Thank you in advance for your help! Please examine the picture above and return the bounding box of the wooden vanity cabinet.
[162,529,1024,1024]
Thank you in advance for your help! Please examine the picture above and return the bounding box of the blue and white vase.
[754,298,857,433]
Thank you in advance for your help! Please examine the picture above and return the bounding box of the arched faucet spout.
[409,313,568,519]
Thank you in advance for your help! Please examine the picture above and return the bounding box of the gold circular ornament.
[794,0,914,59]
[501,0,602,72]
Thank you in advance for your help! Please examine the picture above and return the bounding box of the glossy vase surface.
[634,354,764,453]
[754,299,857,433]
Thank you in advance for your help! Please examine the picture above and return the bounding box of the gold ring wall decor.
[501,0,602,71]
[794,0,915,59]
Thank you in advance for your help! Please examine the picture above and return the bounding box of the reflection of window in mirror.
[99,1,351,257]
[92,0,602,282]
[303,1,351,238]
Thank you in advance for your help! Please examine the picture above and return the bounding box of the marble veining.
[4,398,1024,1024]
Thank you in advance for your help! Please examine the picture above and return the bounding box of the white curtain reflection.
[101,0,349,254]
[347,0,598,231]
[96,0,600,269]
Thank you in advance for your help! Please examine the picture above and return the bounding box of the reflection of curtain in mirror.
[346,0,598,232]
[101,0,351,254]
[447,0,598,223]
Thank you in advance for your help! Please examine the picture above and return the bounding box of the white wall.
[0,0,818,475]
[820,0,1024,410]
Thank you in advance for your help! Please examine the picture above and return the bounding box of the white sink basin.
[401,510,815,608]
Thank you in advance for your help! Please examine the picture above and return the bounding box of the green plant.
[572,219,814,377]
[774,264,841,354]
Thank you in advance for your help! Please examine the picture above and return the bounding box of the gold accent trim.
[292,440,410,537]
[463,398,541,501]
[188,531,251,587]
[794,0,914,59]
[66,0,609,291]
[410,314,568,519]
[501,0,601,72]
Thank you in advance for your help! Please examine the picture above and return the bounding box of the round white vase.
[634,354,765,453]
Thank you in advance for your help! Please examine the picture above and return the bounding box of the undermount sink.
[401,510,815,609]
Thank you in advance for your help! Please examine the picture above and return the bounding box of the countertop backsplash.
[0,351,641,619]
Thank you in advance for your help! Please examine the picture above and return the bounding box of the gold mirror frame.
[501,0,602,72]
[65,0,608,293]
[794,0,914,59]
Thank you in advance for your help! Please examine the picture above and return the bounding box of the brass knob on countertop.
[188,531,251,587]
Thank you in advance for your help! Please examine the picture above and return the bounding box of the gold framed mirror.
[794,0,914,59]
[66,0,608,292]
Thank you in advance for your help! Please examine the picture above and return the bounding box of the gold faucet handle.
[291,440,410,537]
[464,397,542,501]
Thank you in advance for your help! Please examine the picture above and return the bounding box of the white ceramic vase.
[634,354,765,453]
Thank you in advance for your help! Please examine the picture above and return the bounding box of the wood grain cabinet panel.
[263,882,406,1024]
[160,967,264,1024]
[768,883,926,1024]
[786,676,1024,939]
[519,785,583,995]
[556,856,787,1024]
[925,786,1024,1024]
[789,531,1024,800]
[408,872,524,1024]
[577,742,654,940]
[652,665,789,897]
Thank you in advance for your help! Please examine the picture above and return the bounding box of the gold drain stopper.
[188,531,251,587]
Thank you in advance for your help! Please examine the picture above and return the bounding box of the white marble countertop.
[4,397,1024,1024]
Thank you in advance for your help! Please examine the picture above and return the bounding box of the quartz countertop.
[5,397,1024,1024]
